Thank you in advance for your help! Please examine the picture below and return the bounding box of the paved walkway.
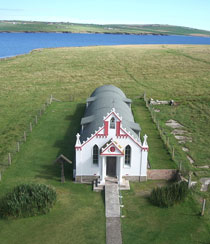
[105,182,122,244]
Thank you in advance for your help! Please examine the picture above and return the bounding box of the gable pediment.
[100,139,124,156]
[104,108,122,123]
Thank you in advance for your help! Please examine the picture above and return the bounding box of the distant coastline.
[0,30,169,36]
[1,21,210,37]
[1,31,210,38]
[1,32,210,60]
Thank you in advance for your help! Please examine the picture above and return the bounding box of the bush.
[150,181,189,208]
[0,183,56,218]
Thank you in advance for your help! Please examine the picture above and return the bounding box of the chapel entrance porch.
[93,155,130,191]
[106,156,117,177]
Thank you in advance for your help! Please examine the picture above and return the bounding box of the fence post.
[8,153,11,165]
[172,146,175,160]
[188,173,191,189]
[24,131,27,142]
[17,142,20,152]
[61,162,65,183]
[50,94,53,104]
[30,122,32,132]
[35,115,38,124]
[39,109,42,117]
[179,161,182,171]
[166,137,170,148]
[201,198,206,216]
[154,113,156,123]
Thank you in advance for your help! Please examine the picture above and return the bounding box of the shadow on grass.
[36,103,85,182]
[55,103,85,181]
[101,189,105,206]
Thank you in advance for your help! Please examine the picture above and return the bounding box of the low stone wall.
[75,171,176,184]
[75,175,99,184]
[124,176,147,182]
[75,175,147,183]
[147,169,178,180]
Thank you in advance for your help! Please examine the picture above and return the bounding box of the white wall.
[76,111,148,178]
[76,131,147,178]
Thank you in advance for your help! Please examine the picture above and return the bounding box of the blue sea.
[1,32,210,59]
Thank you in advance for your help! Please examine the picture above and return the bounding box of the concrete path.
[105,182,122,244]
[106,218,122,244]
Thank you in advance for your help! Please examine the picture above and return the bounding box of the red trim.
[97,127,104,134]
[116,134,127,137]
[100,153,124,156]
[81,125,106,148]
[101,141,113,153]
[77,109,149,151]
[120,127,144,149]
[110,146,115,152]
[142,147,149,151]
[104,121,108,136]
[116,121,121,136]
[75,147,82,151]
[104,111,122,122]
[101,141,124,155]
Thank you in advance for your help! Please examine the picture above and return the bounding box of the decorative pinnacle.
[143,134,148,147]
[75,133,81,146]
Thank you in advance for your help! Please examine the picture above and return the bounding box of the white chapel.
[74,85,148,185]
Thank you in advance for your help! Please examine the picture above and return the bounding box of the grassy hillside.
[1,20,210,36]
[0,44,210,170]
[0,102,106,244]
[1,45,210,243]
[121,181,210,243]
[0,101,209,243]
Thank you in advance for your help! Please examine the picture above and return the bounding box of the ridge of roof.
[80,85,141,143]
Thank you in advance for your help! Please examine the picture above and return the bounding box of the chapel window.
[125,145,131,166]
[93,145,99,165]
[110,117,115,129]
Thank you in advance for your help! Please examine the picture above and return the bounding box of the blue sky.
[1,0,210,31]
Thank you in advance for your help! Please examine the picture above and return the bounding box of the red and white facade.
[75,108,149,184]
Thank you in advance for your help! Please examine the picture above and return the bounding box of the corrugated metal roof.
[80,85,141,143]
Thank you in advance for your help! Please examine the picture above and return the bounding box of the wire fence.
[0,95,56,181]
[143,92,189,174]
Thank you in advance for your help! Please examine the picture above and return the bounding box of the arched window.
[125,145,131,166]
[110,117,115,129]
[93,145,99,165]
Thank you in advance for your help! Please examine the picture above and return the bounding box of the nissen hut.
[74,85,148,186]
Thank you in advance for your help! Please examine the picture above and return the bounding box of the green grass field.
[1,20,210,36]
[0,100,209,244]
[121,181,210,244]
[0,44,210,170]
[0,102,106,244]
[133,99,175,169]
[1,44,210,243]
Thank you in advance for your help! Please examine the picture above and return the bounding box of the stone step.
[93,178,130,192]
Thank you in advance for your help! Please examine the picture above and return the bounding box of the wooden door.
[106,157,116,177]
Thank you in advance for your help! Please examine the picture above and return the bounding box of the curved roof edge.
[80,85,141,143]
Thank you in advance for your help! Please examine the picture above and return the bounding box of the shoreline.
[1,44,210,61]
[0,30,169,36]
[0,31,210,37]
